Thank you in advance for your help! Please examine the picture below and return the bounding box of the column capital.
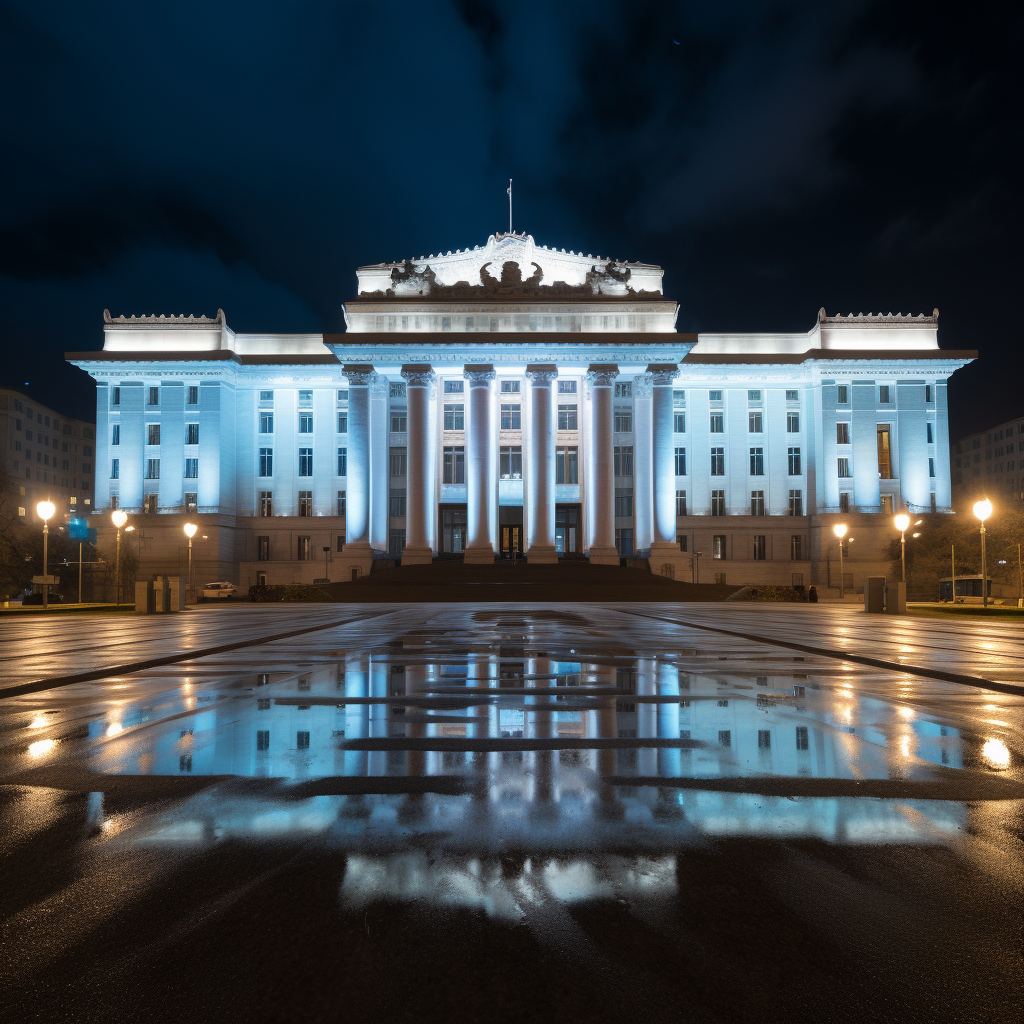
[464,363,496,386]
[400,364,436,388]
[342,364,377,388]
[586,363,619,387]
[647,363,679,386]
[525,363,558,384]
[633,372,654,398]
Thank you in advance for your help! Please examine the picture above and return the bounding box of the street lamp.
[184,522,197,602]
[111,508,128,605]
[894,513,911,583]
[833,523,848,598]
[36,501,55,610]
[973,498,992,608]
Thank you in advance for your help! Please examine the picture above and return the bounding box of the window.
[259,448,273,477]
[748,411,762,433]
[879,385,891,403]
[259,390,273,404]
[678,533,688,551]
[555,446,578,484]
[614,382,632,398]
[836,422,850,445]
[753,535,766,559]
[297,535,312,558]
[925,384,933,403]
[337,412,347,433]
[337,491,346,517]
[184,492,197,509]
[259,491,273,517]
[839,491,851,512]
[711,490,726,516]
[712,535,726,559]
[929,457,936,478]
[109,495,119,509]
[298,448,313,476]
[789,490,803,516]
[796,726,809,751]
[148,386,159,406]
[614,446,633,476]
[299,413,313,433]
[443,446,465,483]
[110,459,119,480]
[185,458,198,479]
[671,488,687,517]
[500,403,522,429]
[614,409,633,433]
[748,390,761,402]
[674,411,686,433]
[837,457,851,478]
[558,380,577,394]
[837,385,849,404]
[257,536,269,561]
[926,422,934,444]
[386,485,408,517]
[787,412,800,433]
[443,380,464,394]
[710,413,724,433]
[674,389,686,405]
[709,390,722,402]
[147,424,161,446]
[788,447,801,475]
[257,731,270,752]
[499,446,523,479]
[298,492,312,517]
[749,447,764,475]
[111,424,120,445]
[674,447,686,476]
[791,535,803,560]
[557,404,578,430]
[750,490,765,515]
[786,389,799,401]
[188,386,199,405]
[444,403,464,430]
[500,380,521,394]
[390,413,407,432]
[145,458,160,480]
[260,412,274,434]
[388,447,405,476]
[881,494,894,514]
[186,423,199,445]
[298,389,313,405]
[338,448,348,476]
[711,447,725,475]
[877,426,892,479]
[614,490,633,517]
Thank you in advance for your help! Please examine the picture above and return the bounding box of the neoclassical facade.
[69,232,974,589]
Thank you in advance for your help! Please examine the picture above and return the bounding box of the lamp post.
[184,522,197,602]
[111,509,128,605]
[894,513,910,583]
[973,498,992,608]
[36,501,55,610]
[833,523,848,598]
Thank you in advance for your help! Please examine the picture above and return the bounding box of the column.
[526,364,557,563]
[401,364,435,564]
[464,364,497,564]
[648,363,681,573]
[368,374,389,553]
[586,364,618,564]
[633,373,654,554]
[341,364,374,576]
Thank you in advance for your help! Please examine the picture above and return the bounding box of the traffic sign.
[32,575,59,585]
[68,518,89,540]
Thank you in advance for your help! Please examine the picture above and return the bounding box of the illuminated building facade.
[68,232,973,588]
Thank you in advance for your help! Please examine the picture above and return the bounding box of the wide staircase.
[321,560,738,603]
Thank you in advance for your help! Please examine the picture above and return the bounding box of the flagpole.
[507,178,512,234]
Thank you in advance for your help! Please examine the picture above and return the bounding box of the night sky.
[1,1,1020,437]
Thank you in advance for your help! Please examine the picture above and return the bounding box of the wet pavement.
[1,604,1022,1022]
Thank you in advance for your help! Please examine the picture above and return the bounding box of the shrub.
[727,585,806,602]
[248,584,334,603]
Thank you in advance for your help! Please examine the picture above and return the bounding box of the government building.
[67,232,974,590]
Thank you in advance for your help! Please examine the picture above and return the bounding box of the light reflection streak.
[982,738,1010,767]
[28,738,57,758]
[28,715,50,730]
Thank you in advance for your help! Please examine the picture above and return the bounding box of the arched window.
[660,564,675,580]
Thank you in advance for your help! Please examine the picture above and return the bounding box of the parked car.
[202,581,238,600]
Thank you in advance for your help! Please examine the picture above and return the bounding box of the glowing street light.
[894,513,911,583]
[833,523,848,598]
[973,498,992,608]
[36,501,55,610]
[111,508,128,605]
[184,522,197,602]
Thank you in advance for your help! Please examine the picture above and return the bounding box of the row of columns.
[341,361,680,571]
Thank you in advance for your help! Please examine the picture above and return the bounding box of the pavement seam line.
[0,609,398,701]
[621,609,1024,697]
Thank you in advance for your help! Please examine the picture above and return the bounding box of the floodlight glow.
[111,509,128,529]
[973,499,992,522]
[894,513,910,533]
[36,500,55,522]
[184,522,198,539]
[832,523,847,539]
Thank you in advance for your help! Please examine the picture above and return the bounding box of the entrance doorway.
[439,504,467,557]
[556,504,581,556]
[499,507,524,559]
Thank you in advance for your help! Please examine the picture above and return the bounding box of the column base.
[339,543,374,580]
[589,546,620,566]
[527,544,557,564]
[400,545,433,566]
[464,546,496,564]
